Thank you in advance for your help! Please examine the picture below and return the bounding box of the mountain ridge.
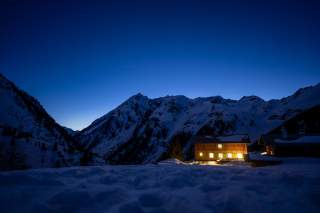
[77,82,320,164]
[1,72,320,168]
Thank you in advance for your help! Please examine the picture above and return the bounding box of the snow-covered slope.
[0,74,79,170]
[78,83,320,164]
[265,104,320,137]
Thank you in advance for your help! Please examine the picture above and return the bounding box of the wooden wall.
[194,143,248,161]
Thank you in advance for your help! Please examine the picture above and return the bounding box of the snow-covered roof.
[194,134,250,144]
[217,134,249,142]
[275,136,320,144]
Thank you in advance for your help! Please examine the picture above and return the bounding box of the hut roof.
[261,134,320,145]
[275,135,320,144]
[193,134,250,144]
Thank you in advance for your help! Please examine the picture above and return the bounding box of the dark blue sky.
[1,0,320,130]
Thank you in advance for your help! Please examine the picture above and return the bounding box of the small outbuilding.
[258,134,320,157]
[194,134,250,161]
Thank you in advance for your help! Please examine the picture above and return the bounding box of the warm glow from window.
[218,144,223,149]
[237,153,243,159]
[218,153,223,158]
[209,153,214,158]
[227,153,232,158]
[199,152,203,157]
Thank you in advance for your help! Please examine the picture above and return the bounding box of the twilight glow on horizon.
[1,0,320,130]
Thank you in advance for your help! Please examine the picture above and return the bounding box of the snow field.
[0,158,320,213]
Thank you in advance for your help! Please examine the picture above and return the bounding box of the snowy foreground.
[1,159,320,213]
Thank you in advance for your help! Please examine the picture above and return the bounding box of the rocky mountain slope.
[77,83,320,164]
[266,105,320,137]
[0,74,79,170]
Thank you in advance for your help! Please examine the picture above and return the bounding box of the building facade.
[194,135,250,161]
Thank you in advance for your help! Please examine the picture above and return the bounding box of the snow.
[248,152,282,161]
[216,134,249,142]
[157,158,188,165]
[275,136,320,143]
[1,159,320,213]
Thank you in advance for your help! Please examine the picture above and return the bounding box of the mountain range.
[0,73,319,169]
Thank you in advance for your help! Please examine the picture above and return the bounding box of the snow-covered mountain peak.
[127,92,148,100]
[239,95,265,103]
[277,83,320,109]
[292,83,320,98]
[124,93,150,106]
[203,95,224,103]
[0,73,78,170]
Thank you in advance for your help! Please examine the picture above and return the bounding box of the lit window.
[199,152,203,157]
[237,153,243,159]
[218,144,223,149]
[218,153,223,158]
[227,153,232,158]
[209,153,214,158]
